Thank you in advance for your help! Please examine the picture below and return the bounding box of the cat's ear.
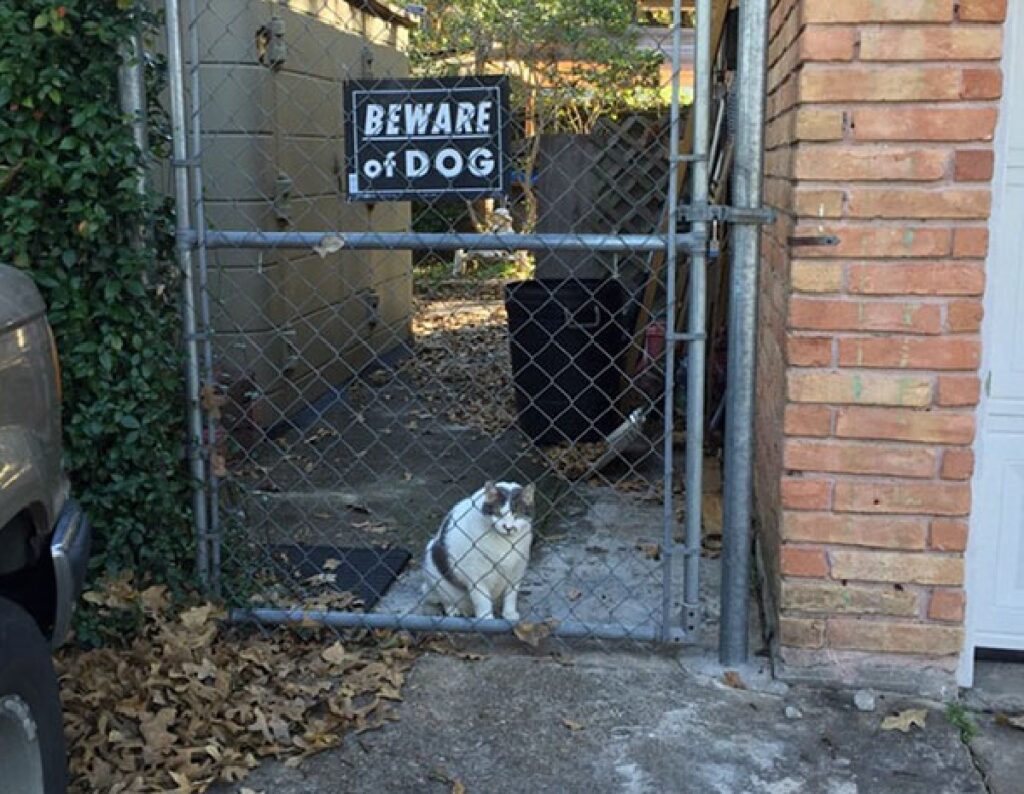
[482,481,502,515]
[521,483,536,508]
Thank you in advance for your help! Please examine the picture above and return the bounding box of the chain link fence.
[163,0,735,647]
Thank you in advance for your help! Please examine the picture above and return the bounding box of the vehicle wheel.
[0,596,67,794]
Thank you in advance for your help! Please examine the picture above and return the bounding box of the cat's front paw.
[502,610,521,622]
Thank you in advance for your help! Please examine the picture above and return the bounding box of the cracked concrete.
[210,649,987,794]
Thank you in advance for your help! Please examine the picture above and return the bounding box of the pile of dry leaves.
[56,574,417,793]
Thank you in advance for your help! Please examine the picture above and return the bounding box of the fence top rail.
[191,230,703,253]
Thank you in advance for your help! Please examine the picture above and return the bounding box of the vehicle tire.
[0,596,67,794]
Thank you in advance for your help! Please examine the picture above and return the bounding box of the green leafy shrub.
[0,1,194,589]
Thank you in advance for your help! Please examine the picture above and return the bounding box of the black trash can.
[504,279,628,445]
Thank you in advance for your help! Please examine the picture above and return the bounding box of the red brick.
[953,228,989,258]
[962,68,1003,99]
[954,150,995,182]
[800,66,962,102]
[784,440,937,478]
[784,405,832,437]
[794,189,845,218]
[929,589,966,622]
[782,478,832,510]
[802,0,953,22]
[781,580,919,616]
[779,616,826,648]
[781,545,830,578]
[783,511,929,549]
[788,337,832,366]
[947,300,984,332]
[796,228,952,259]
[941,449,975,480]
[837,407,975,444]
[788,372,932,407]
[795,109,845,141]
[790,298,941,335]
[848,263,984,296]
[937,375,981,407]
[860,27,1003,61]
[793,146,947,181]
[791,262,843,293]
[931,519,969,552]
[837,337,980,370]
[799,26,856,60]
[958,0,1007,22]
[852,108,998,142]
[833,480,971,516]
[830,550,965,585]
[846,189,991,220]
[828,618,963,655]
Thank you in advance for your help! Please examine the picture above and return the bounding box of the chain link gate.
[163,0,768,648]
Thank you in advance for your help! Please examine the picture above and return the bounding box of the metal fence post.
[720,0,769,665]
[659,0,684,643]
[164,0,211,589]
[185,0,222,594]
[680,0,713,637]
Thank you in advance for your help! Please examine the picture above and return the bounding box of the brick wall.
[755,0,1004,691]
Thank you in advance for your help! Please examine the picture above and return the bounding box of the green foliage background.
[0,1,193,590]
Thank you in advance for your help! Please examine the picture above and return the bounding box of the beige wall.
[196,0,414,431]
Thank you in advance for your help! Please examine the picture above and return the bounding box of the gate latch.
[681,203,775,225]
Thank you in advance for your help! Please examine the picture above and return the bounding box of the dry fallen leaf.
[562,718,585,732]
[322,641,349,666]
[995,713,1024,730]
[722,671,746,690]
[636,542,661,561]
[58,573,417,794]
[566,588,582,602]
[180,604,215,630]
[513,619,558,648]
[452,782,466,794]
[881,708,928,733]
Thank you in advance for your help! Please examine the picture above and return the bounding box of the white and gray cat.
[423,481,535,621]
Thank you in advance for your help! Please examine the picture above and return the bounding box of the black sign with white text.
[343,76,509,201]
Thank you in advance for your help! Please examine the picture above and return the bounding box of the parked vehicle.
[0,264,91,794]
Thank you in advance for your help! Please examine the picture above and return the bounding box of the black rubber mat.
[269,544,412,609]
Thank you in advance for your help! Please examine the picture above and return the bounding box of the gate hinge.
[681,203,775,225]
[256,15,287,69]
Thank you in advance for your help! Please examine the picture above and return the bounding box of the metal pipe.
[720,0,769,666]
[164,0,210,589]
[185,0,222,595]
[231,608,688,643]
[197,230,693,253]
[682,0,713,635]
[659,0,685,643]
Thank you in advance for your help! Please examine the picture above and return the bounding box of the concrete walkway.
[212,646,998,794]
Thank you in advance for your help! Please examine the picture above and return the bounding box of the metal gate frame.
[160,0,770,658]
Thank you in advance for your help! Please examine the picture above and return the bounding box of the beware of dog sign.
[343,76,510,201]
